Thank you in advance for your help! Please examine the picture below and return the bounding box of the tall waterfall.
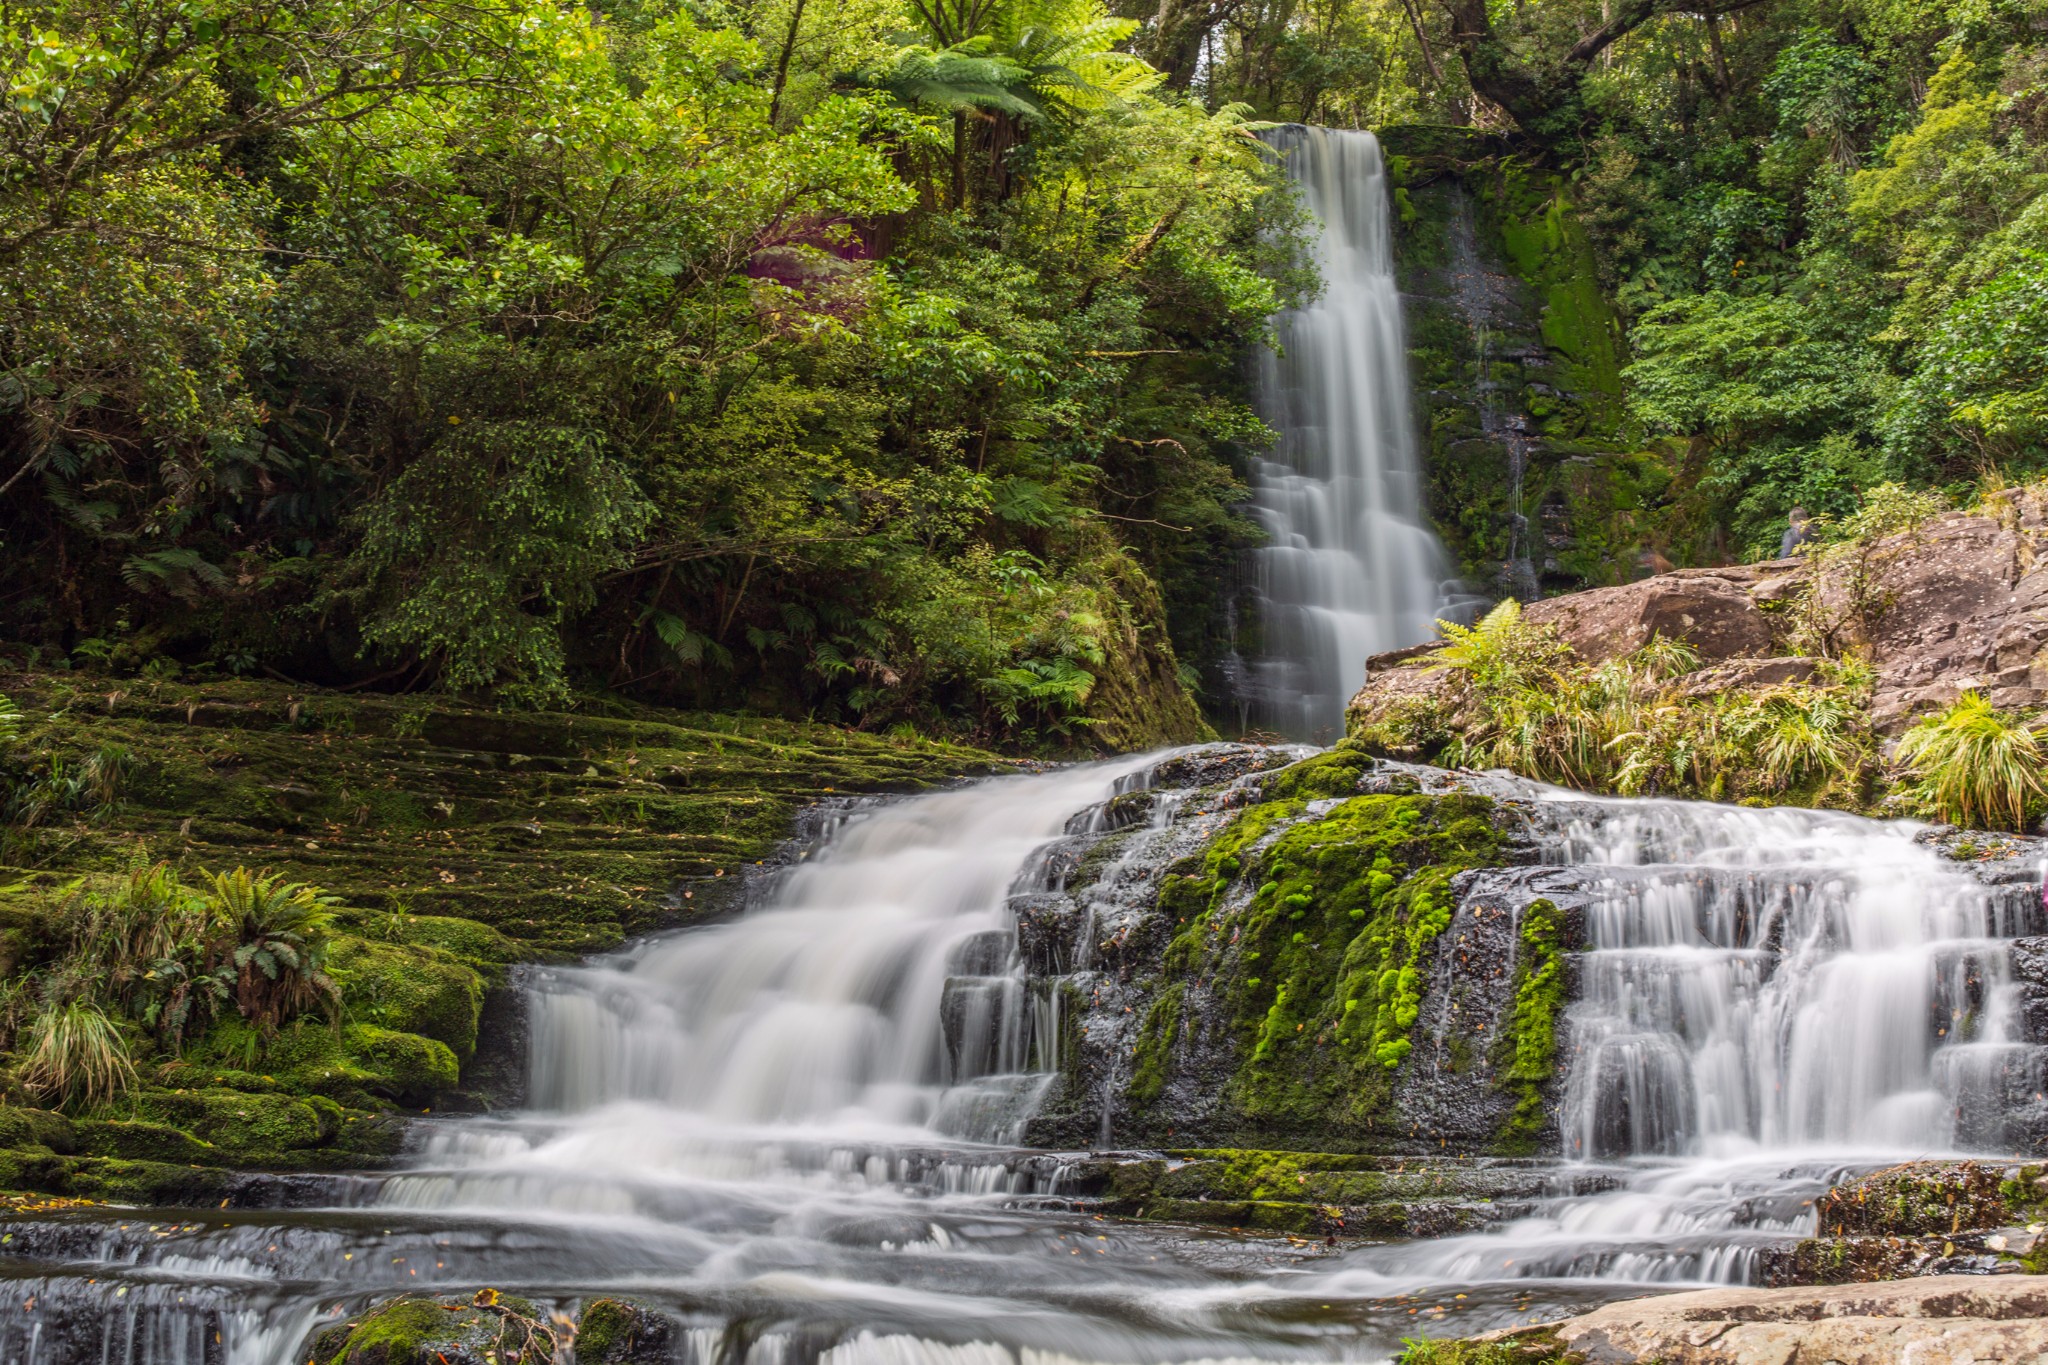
[1245,127,1450,739]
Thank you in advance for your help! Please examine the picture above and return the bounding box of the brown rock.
[1502,1274,2048,1364]
[1678,657,1820,697]
[1521,575,1774,664]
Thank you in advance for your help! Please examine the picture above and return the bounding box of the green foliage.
[0,0,1297,748]
[1893,692,2048,830]
[1386,617,1875,805]
[206,868,342,1035]
[15,1000,136,1109]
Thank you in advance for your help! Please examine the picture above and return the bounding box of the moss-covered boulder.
[328,936,485,1060]
[572,1298,674,1363]
[309,1291,560,1365]
[131,1086,331,1156]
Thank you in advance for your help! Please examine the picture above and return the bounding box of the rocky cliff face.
[1383,129,1662,598]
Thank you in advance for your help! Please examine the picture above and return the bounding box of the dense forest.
[2,0,2045,744]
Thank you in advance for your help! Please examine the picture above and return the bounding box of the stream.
[0,750,2042,1365]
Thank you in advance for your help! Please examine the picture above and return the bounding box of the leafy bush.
[1893,692,2048,830]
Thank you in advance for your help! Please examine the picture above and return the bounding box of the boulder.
[1352,487,2048,737]
[1520,574,1774,664]
[1485,1274,2048,1364]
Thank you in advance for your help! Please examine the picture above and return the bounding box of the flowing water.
[2,751,2042,1365]
[1239,128,1453,740]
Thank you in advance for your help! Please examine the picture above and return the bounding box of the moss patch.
[1493,898,1566,1153]
[0,674,1000,1197]
[1131,780,1502,1146]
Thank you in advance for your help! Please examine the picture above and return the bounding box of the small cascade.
[1242,127,1452,740]
[1318,777,2048,1292]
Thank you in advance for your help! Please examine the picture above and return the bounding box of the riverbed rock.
[571,1298,674,1363]
[309,1290,561,1365]
[1485,1274,2048,1364]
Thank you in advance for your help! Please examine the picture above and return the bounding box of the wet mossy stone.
[258,1020,462,1106]
[311,1292,558,1365]
[574,1297,674,1364]
[72,1118,216,1164]
[130,1086,327,1156]
[327,935,485,1060]
[0,1105,77,1154]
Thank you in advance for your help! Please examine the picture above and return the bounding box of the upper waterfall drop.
[1245,127,1452,740]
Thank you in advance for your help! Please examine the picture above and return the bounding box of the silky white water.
[1245,128,1451,739]
[1316,777,2047,1293]
[1,756,2042,1365]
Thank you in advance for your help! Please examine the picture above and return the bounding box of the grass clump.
[1893,692,2048,830]
[1397,1333,1577,1365]
[1405,601,1873,805]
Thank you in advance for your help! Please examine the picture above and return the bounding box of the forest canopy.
[0,0,1303,742]
[3,0,2046,739]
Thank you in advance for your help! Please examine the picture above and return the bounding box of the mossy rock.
[260,1020,460,1105]
[0,1104,77,1154]
[54,1155,234,1206]
[573,1298,674,1363]
[384,914,520,971]
[328,935,484,1060]
[73,1118,216,1164]
[130,1086,328,1156]
[310,1292,558,1365]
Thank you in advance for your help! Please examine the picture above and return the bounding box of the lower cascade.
[1,748,2044,1365]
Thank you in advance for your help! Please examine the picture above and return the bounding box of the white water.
[1244,128,1451,740]
[1,753,2044,1365]
[1315,781,2048,1293]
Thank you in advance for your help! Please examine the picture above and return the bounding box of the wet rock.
[1064,1147,1573,1238]
[1480,1274,2048,1364]
[572,1298,674,1364]
[308,1290,562,1365]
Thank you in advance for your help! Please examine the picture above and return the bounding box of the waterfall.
[379,757,1171,1214]
[1316,781,2048,1291]
[1543,797,2047,1159]
[1243,127,1451,740]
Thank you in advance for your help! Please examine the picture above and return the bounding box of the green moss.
[257,1020,460,1105]
[572,1296,675,1363]
[1128,983,1185,1106]
[1397,1331,1576,1365]
[1139,778,1502,1146]
[0,1104,77,1154]
[73,1118,217,1163]
[327,935,484,1060]
[1494,898,1567,1153]
[127,1085,327,1155]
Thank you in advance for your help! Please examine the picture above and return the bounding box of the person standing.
[1780,506,1813,558]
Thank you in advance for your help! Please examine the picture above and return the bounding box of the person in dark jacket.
[1780,506,1813,558]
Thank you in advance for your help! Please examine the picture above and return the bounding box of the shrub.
[1893,692,2048,830]
[206,869,342,1034]
[17,1000,136,1109]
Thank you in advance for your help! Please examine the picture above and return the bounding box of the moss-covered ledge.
[1035,744,1571,1155]
[0,673,1004,1203]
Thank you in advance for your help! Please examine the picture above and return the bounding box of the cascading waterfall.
[1242,127,1452,739]
[1316,780,2048,1291]
[2,752,2045,1365]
